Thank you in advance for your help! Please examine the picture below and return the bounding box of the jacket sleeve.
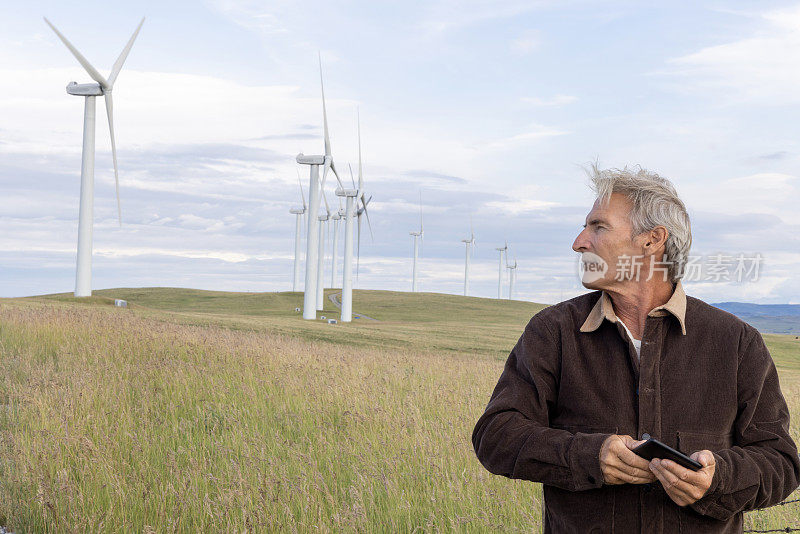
[471,314,610,492]
[690,328,800,520]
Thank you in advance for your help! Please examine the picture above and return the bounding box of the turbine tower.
[316,215,327,310]
[409,191,423,292]
[316,195,330,311]
[461,218,475,296]
[336,186,358,322]
[495,241,507,299]
[507,253,518,300]
[330,199,342,289]
[297,53,344,320]
[289,170,307,291]
[45,17,144,297]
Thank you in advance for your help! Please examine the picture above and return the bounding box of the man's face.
[572,193,642,290]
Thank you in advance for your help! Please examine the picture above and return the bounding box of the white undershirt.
[618,319,642,359]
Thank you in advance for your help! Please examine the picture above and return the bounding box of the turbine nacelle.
[289,207,306,215]
[297,153,325,165]
[335,188,358,198]
[66,81,103,96]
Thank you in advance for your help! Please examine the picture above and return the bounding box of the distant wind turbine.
[495,241,508,299]
[461,216,475,296]
[330,199,342,289]
[316,186,335,310]
[44,16,144,297]
[410,191,423,292]
[507,248,518,300]
[290,170,307,292]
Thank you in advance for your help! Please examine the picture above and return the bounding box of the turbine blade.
[357,107,363,190]
[320,160,330,191]
[470,213,474,240]
[44,17,109,89]
[321,186,330,216]
[319,52,331,158]
[362,195,374,241]
[419,189,423,233]
[108,17,145,87]
[104,93,122,225]
[348,163,356,189]
[330,159,344,190]
[356,212,362,281]
[297,168,306,210]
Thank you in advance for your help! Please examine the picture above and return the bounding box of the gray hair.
[587,163,692,282]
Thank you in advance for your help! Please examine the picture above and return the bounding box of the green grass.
[0,288,796,532]
[35,288,547,359]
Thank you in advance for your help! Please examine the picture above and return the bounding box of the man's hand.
[649,450,716,506]
[600,434,658,485]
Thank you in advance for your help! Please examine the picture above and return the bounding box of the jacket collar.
[579,280,687,336]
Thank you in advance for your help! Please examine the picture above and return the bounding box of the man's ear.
[642,226,668,256]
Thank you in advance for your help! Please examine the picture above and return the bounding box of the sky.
[2,0,800,304]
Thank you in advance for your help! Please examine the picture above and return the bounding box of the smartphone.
[631,438,703,471]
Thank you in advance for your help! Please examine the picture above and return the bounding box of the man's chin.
[580,277,607,291]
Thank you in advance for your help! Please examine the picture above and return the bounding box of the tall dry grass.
[0,299,796,532]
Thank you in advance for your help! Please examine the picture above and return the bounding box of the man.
[472,165,800,533]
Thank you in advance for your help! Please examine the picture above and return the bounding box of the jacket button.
[642,433,650,440]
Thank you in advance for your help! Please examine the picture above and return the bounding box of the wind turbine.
[353,109,373,286]
[290,170,307,292]
[45,16,144,297]
[495,241,508,299]
[461,217,475,296]
[336,172,358,323]
[316,189,331,311]
[338,110,373,322]
[410,191,423,292]
[330,197,343,289]
[507,248,518,300]
[297,53,344,320]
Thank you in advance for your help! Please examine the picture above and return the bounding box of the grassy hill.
[34,287,549,358]
[0,288,797,532]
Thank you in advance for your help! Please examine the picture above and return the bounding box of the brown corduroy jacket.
[472,283,800,533]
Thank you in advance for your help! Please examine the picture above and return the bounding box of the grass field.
[0,288,797,532]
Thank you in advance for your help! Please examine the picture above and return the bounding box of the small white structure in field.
[114,299,127,307]
[320,316,326,320]
[294,307,301,313]
[327,318,337,324]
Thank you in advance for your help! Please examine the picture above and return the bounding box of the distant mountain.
[712,302,800,317]
[711,302,800,335]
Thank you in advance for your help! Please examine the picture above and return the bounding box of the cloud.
[520,94,578,107]
[662,5,800,104]
[418,0,564,35]
[510,30,541,55]
[484,123,570,150]
[402,169,467,184]
[757,151,790,161]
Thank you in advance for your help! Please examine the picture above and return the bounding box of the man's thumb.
[692,450,715,467]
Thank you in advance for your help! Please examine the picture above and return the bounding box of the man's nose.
[572,229,589,252]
